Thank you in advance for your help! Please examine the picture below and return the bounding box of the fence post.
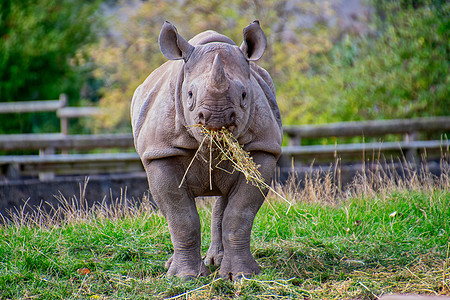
[285,134,301,169]
[288,134,301,147]
[59,94,68,135]
[37,93,67,179]
[404,131,419,164]
[59,93,69,155]
[6,163,20,179]
[38,147,55,181]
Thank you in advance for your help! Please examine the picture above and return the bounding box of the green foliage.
[0,0,103,133]
[1,0,447,134]
[91,0,448,132]
[332,0,449,120]
[279,0,450,125]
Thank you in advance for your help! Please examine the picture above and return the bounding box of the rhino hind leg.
[205,196,226,267]
[219,152,277,280]
[145,158,210,278]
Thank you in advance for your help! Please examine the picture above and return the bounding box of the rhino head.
[159,21,267,141]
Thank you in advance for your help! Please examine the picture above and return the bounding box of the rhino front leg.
[219,152,277,280]
[205,196,226,266]
[145,158,210,278]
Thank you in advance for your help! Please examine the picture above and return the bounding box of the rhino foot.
[218,254,261,281]
[204,246,224,266]
[165,254,210,278]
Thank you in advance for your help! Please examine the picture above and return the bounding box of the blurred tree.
[331,0,449,121]
[280,0,449,124]
[89,0,448,132]
[0,0,103,133]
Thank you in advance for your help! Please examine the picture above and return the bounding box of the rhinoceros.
[131,20,282,280]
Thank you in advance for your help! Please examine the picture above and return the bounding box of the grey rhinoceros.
[131,20,282,280]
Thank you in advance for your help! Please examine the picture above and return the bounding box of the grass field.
[1,160,449,299]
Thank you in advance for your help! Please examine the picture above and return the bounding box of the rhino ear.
[159,21,194,62]
[240,20,267,61]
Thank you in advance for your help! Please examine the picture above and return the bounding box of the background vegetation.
[89,0,449,131]
[1,0,448,134]
[280,1,449,124]
[0,0,103,133]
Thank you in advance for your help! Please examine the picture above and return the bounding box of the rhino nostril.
[198,112,205,124]
[197,110,211,125]
[228,111,236,125]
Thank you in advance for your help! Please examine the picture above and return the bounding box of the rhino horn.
[210,53,227,89]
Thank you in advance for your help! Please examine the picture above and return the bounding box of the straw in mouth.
[180,125,291,213]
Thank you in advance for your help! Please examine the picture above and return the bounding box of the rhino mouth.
[196,109,237,131]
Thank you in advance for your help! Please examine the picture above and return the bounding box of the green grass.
[1,165,450,299]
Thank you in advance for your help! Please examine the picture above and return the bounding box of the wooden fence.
[0,94,102,135]
[0,95,103,180]
[281,116,450,166]
[0,97,449,181]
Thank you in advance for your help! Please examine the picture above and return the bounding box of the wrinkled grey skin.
[131,21,282,280]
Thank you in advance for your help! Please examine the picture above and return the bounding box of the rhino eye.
[241,91,247,108]
[187,91,195,110]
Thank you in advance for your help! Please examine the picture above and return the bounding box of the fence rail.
[282,140,450,156]
[0,153,142,177]
[0,99,64,113]
[283,116,450,146]
[0,133,133,151]
[2,139,448,179]
[0,94,102,135]
[0,98,449,181]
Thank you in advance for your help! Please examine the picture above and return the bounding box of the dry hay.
[180,125,291,212]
